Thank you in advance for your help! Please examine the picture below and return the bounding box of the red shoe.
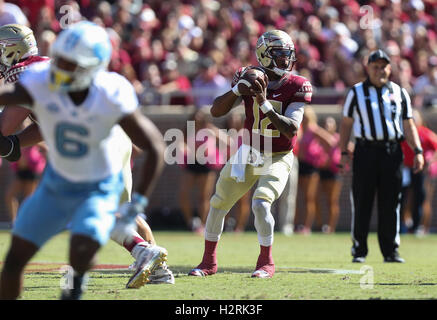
[251,263,275,278]
[188,261,217,277]
[252,250,275,278]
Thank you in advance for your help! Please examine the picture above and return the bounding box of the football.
[238,67,268,95]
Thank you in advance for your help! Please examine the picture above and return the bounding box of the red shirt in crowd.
[11,0,55,28]
[401,125,437,168]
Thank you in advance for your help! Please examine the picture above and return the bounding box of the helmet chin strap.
[265,59,292,77]
[271,67,288,76]
[21,48,39,60]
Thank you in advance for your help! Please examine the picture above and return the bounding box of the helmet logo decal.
[64,32,82,51]
[93,42,110,62]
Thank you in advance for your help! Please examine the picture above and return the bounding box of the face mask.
[49,65,75,91]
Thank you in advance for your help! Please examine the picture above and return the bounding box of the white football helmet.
[49,21,112,92]
[255,30,296,77]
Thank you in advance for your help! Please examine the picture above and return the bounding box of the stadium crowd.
[0,0,436,235]
[6,0,437,108]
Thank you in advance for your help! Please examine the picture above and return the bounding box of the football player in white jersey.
[0,21,167,300]
[0,24,174,288]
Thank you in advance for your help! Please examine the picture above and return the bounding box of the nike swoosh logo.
[272,93,281,98]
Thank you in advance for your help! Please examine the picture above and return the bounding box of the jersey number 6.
[55,122,89,158]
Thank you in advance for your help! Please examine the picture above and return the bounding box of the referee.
[338,50,424,263]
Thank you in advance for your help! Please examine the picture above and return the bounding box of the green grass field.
[0,230,437,300]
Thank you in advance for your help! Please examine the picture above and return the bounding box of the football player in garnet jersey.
[0,24,49,142]
[0,24,175,288]
[189,30,312,278]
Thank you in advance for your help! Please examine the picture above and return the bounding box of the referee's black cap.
[368,50,391,64]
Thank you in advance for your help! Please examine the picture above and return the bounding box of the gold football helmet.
[255,30,296,76]
[0,24,38,68]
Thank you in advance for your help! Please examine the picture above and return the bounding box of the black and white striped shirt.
[343,79,413,141]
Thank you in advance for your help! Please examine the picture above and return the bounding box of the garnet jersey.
[232,67,312,153]
[2,55,50,84]
[0,56,50,132]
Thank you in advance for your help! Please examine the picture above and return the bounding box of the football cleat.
[188,262,217,277]
[251,263,275,278]
[128,261,175,284]
[252,255,275,278]
[188,268,207,277]
[148,263,175,284]
[251,269,273,278]
[126,245,168,289]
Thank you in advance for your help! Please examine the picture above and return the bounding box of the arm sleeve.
[284,102,305,129]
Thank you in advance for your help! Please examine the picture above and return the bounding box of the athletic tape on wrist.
[260,100,273,113]
[238,79,252,87]
[232,79,253,96]
[231,84,241,96]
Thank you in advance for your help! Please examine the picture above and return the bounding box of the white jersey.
[19,62,138,182]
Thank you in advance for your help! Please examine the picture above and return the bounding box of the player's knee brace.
[253,186,276,205]
[252,198,275,246]
[210,193,230,212]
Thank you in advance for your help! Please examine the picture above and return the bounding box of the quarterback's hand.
[254,74,268,102]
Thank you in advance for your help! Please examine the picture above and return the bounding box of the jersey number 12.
[252,99,283,137]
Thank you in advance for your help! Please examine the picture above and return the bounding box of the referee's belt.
[356,138,399,148]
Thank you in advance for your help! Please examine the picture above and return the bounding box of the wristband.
[260,100,274,113]
[232,79,252,97]
[238,79,252,88]
[414,147,423,155]
[0,136,14,158]
[231,84,241,96]
[3,135,21,162]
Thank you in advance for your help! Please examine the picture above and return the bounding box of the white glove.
[118,192,149,224]
[111,193,149,245]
